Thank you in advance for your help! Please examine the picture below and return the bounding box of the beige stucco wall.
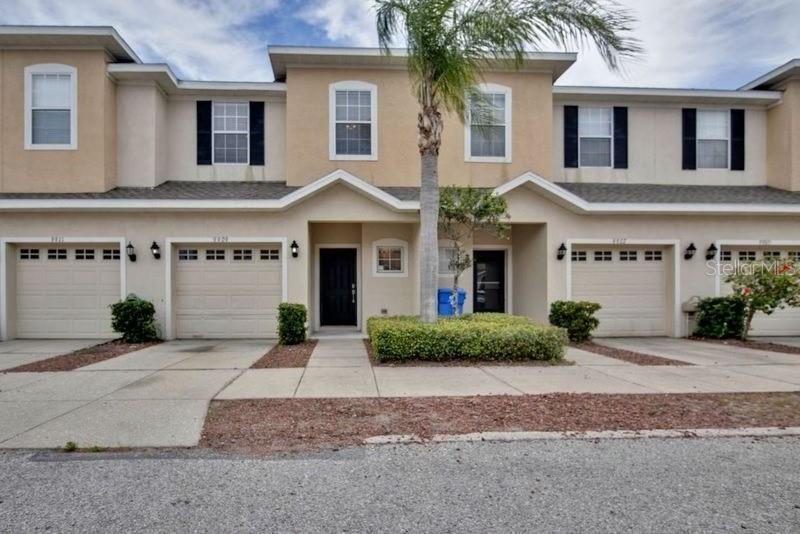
[503,184,800,335]
[0,50,116,193]
[0,184,417,339]
[117,83,162,187]
[285,67,553,187]
[164,96,286,183]
[766,79,800,191]
[552,103,768,185]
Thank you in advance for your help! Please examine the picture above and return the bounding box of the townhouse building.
[1,26,799,340]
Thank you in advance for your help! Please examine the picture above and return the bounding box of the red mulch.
[200,392,800,456]
[363,339,571,367]
[250,340,317,368]
[6,340,161,372]
[574,341,692,366]
[691,337,800,356]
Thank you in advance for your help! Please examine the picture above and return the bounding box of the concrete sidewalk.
[215,340,800,400]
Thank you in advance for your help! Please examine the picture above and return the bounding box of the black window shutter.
[196,101,212,165]
[613,106,628,169]
[564,105,579,168]
[682,108,697,170]
[730,109,745,171]
[249,101,265,166]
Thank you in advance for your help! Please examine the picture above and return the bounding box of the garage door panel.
[571,247,669,337]
[174,244,282,338]
[720,247,800,336]
[15,245,121,338]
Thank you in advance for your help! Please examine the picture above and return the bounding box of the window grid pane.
[213,102,249,164]
[178,249,198,261]
[697,110,729,169]
[377,246,403,272]
[335,90,373,156]
[469,92,506,158]
[439,247,456,274]
[579,107,612,167]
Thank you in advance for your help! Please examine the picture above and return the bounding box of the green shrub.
[278,303,307,345]
[109,295,159,343]
[548,300,602,342]
[367,313,566,363]
[694,296,747,339]
[63,441,77,452]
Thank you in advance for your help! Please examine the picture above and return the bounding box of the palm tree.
[375,0,640,323]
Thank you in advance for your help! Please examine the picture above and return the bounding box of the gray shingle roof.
[1,180,799,206]
[0,181,300,200]
[555,182,800,204]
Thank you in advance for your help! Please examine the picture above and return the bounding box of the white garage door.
[15,244,121,338]
[174,244,283,338]
[720,247,800,336]
[571,247,669,337]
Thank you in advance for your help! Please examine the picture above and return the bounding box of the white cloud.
[0,0,281,81]
[1,0,797,87]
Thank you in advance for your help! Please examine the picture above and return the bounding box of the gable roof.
[739,58,800,90]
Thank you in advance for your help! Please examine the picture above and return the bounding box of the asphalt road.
[1,437,798,533]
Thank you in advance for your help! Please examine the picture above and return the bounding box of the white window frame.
[465,83,512,163]
[578,106,613,168]
[696,109,730,170]
[438,246,457,275]
[24,63,78,150]
[372,238,407,277]
[212,101,249,165]
[329,81,378,161]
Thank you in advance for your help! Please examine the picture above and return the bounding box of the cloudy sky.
[1,0,798,88]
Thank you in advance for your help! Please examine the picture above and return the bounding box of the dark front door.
[319,248,357,326]
[473,250,505,313]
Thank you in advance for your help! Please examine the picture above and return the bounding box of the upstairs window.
[25,64,77,149]
[579,107,612,167]
[330,81,377,160]
[213,102,249,164]
[467,84,511,162]
[697,110,729,169]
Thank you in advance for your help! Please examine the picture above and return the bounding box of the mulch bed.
[5,340,160,373]
[250,340,317,369]
[201,392,800,456]
[691,337,800,356]
[363,339,572,367]
[573,341,692,366]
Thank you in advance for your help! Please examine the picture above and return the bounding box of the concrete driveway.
[0,340,272,449]
[0,339,105,371]
[596,337,800,366]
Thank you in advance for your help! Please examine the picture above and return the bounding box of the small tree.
[438,186,509,316]
[726,259,800,339]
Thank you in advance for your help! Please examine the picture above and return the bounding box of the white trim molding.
[0,169,419,213]
[465,83,512,163]
[314,243,362,332]
[24,63,78,151]
[564,238,681,338]
[163,237,288,340]
[329,80,378,161]
[0,236,126,341]
[372,238,408,277]
[493,171,800,216]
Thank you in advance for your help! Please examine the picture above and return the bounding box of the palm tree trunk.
[419,150,439,323]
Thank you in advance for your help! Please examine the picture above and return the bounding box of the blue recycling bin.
[438,288,467,316]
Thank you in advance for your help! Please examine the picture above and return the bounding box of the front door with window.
[319,248,357,326]
[473,250,505,313]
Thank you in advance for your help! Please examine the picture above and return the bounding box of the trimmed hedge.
[367,313,567,362]
[110,294,160,343]
[548,300,602,342]
[278,303,307,345]
[694,296,746,339]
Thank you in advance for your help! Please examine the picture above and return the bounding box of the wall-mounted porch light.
[290,240,299,258]
[126,242,137,262]
[150,241,161,260]
[684,242,697,260]
[705,243,718,261]
[557,243,567,261]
